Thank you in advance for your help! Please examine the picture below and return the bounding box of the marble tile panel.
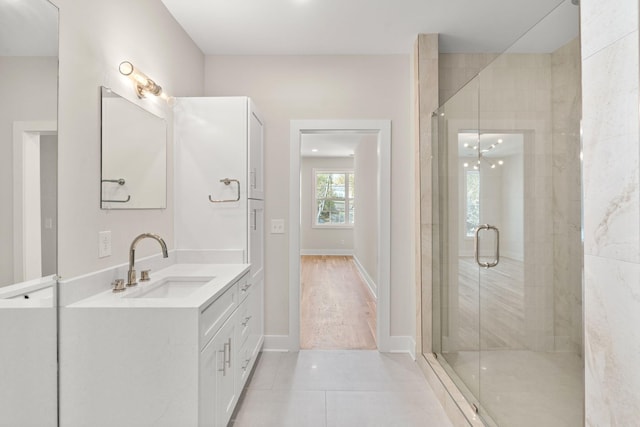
[584,254,640,426]
[583,132,639,263]
[418,34,438,60]
[581,0,638,59]
[582,32,639,142]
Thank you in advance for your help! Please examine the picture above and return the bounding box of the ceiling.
[458,132,524,158]
[160,0,575,55]
[0,0,57,56]
[0,0,578,57]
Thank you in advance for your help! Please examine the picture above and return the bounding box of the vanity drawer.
[238,277,253,303]
[237,296,252,349]
[200,274,248,348]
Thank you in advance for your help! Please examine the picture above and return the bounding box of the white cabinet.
[199,277,263,427]
[248,199,264,283]
[175,97,265,260]
[60,266,250,427]
[174,97,265,425]
[235,278,263,390]
[248,101,264,200]
[200,313,237,427]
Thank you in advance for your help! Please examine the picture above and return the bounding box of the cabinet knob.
[241,315,252,327]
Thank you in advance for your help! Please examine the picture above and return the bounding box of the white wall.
[55,0,204,280]
[300,156,354,254]
[204,55,414,339]
[0,57,57,286]
[40,135,58,276]
[581,0,640,423]
[353,136,379,288]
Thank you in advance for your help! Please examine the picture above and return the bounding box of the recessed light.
[311,149,318,152]
[498,139,503,144]
[498,160,504,165]
[463,162,469,168]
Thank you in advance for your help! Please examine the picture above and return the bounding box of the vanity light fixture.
[119,61,166,99]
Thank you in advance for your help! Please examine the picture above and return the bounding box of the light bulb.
[463,162,469,168]
[498,160,504,165]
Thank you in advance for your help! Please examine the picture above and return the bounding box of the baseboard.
[352,255,377,299]
[300,249,354,256]
[387,336,416,359]
[262,335,291,352]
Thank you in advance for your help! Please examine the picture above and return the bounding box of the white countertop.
[68,264,250,309]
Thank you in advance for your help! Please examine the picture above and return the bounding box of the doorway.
[299,134,377,349]
[12,121,58,284]
[289,120,391,352]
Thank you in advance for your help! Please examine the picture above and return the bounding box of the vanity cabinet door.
[200,315,237,427]
[248,199,264,284]
[247,100,264,200]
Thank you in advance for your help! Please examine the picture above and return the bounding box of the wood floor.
[300,256,377,350]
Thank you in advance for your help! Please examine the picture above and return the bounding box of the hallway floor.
[300,256,377,350]
[230,350,453,426]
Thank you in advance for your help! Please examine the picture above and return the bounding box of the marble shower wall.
[432,42,583,353]
[416,34,439,356]
[478,52,556,352]
[581,0,640,424]
[551,37,583,354]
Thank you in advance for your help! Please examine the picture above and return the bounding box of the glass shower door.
[433,76,482,412]
[475,132,526,426]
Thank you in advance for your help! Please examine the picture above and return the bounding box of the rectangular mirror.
[100,86,167,209]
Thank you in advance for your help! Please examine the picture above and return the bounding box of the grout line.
[324,390,328,427]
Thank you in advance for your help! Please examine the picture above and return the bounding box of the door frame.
[289,119,391,351]
[12,120,57,282]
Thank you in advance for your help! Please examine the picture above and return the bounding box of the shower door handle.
[474,224,500,268]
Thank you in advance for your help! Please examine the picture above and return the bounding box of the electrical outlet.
[271,219,285,234]
[99,231,112,258]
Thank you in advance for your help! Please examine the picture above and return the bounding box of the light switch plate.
[271,219,285,234]
[99,231,112,258]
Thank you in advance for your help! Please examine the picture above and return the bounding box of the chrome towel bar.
[209,178,240,203]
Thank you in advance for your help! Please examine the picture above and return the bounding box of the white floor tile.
[326,390,453,427]
[231,390,326,427]
[272,350,430,392]
[245,351,287,390]
[232,350,452,426]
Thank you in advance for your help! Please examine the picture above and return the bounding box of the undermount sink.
[124,276,214,299]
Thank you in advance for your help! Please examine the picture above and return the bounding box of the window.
[314,170,355,227]
[465,170,480,237]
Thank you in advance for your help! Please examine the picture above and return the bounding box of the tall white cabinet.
[175,97,265,427]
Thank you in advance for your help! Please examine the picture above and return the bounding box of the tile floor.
[230,350,453,427]
[444,350,584,427]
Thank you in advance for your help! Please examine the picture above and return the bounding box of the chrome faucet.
[127,233,168,287]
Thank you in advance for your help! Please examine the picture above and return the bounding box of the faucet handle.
[112,279,126,293]
[140,269,151,281]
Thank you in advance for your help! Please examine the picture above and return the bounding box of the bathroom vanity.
[60,263,263,427]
